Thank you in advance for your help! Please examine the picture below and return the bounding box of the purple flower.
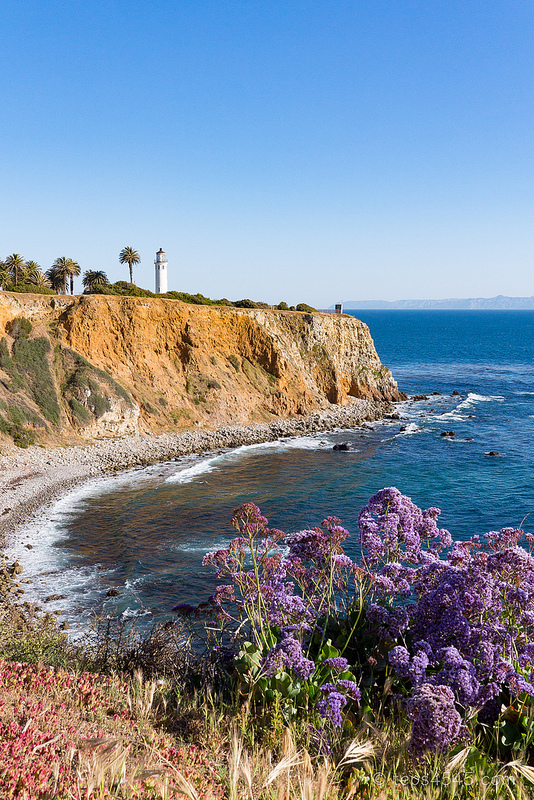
[407,684,465,756]
[316,689,347,727]
[323,656,349,673]
[389,646,428,686]
[358,487,446,568]
[262,637,315,679]
[337,680,361,701]
[507,671,534,697]
[388,646,411,677]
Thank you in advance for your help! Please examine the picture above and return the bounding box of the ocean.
[9,310,534,633]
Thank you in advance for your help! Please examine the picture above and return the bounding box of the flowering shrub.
[177,488,534,761]
[358,488,534,756]
[173,503,365,738]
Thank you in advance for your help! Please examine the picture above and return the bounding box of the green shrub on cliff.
[0,328,60,424]
[4,283,55,295]
[164,290,219,305]
[113,281,155,297]
[0,414,36,447]
[90,284,121,295]
[0,338,25,391]
[62,348,131,402]
[7,316,32,339]
[11,336,61,425]
[68,398,90,425]
[60,348,131,427]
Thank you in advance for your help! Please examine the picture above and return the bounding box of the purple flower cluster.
[361,489,534,753]
[178,502,365,731]
[316,685,349,727]
[358,487,451,569]
[176,489,534,753]
[336,679,361,701]
[323,656,349,673]
[262,636,315,679]
[407,684,465,755]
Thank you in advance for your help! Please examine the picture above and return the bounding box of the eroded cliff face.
[0,293,403,443]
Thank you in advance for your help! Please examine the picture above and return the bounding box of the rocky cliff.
[0,292,403,445]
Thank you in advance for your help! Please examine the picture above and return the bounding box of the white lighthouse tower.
[154,247,168,294]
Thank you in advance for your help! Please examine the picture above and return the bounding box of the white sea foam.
[165,457,217,484]
[172,538,234,553]
[428,392,504,423]
[165,435,329,484]
[432,410,467,422]
[121,607,152,619]
[457,393,504,409]
[394,423,421,437]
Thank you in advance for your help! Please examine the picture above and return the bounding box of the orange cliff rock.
[0,292,404,443]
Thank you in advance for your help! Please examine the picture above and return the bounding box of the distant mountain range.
[339,295,534,310]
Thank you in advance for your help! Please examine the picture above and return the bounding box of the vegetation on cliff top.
[1,251,318,311]
[87,280,317,311]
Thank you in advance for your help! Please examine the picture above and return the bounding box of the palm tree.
[0,264,11,290]
[119,246,140,285]
[67,260,81,294]
[47,257,79,294]
[45,265,65,294]
[82,270,109,292]
[23,260,42,285]
[32,271,52,289]
[5,254,25,286]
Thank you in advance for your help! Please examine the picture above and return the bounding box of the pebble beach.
[0,398,391,545]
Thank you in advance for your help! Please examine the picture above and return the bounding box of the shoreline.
[0,398,393,547]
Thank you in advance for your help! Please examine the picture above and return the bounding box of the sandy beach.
[0,398,393,546]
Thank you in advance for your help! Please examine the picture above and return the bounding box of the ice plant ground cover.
[0,659,224,799]
[175,488,534,774]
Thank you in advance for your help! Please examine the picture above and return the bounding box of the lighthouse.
[154,247,168,294]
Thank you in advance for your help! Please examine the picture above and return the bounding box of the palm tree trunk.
[70,275,74,295]
[129,262,133,284]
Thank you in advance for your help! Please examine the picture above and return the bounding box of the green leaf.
[234,641,263,676]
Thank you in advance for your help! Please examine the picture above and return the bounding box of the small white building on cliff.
[154,247,168,294]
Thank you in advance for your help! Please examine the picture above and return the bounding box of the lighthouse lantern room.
[154,247,168,294]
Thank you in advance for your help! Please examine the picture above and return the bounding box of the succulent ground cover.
[0,659,223,799]
[4,487,534,798]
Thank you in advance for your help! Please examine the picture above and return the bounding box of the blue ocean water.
[11,311,534,630]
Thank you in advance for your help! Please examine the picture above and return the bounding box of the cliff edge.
[0,293,403,445]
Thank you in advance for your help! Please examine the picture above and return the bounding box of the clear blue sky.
[1,1,533,305]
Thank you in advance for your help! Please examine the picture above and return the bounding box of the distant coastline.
[337,294,534,310]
